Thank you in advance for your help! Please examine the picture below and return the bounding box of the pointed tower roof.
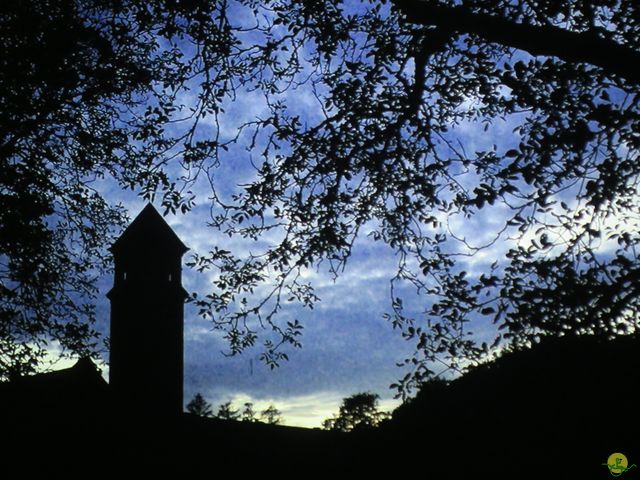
[110,203,188,256]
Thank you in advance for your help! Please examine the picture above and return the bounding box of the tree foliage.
[323,392,390,432]
[0,0,229,377]
[3,0,640,395]
[260,404,283,425]
[215,401,241,420]
[241,402,258,422]
[214,401,282,424]
[187,393,213,417]
[183,0,640,395]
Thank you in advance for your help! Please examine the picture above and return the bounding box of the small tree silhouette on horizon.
[241,402,257,422]
[260,405,283,425]
[186,393,213,417]
[323,392,390,432]
[215,401,240,421]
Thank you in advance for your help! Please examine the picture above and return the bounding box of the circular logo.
[607,453,629,477]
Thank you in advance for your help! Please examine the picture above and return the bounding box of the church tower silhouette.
[107,203,188,416]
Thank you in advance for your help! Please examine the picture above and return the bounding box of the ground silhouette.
[384,334,640,478]
[1,204,638,478]
[1,334,639,477]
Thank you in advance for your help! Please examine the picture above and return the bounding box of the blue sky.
[79,110,515,428]
[63,22,429,423]
[39,3,638,428]
[86,193,420,427]
[52,69,527,428]
[52,73,626,429]
[70,83,514,426]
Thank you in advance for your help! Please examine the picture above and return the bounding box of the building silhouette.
[107,203,189,416]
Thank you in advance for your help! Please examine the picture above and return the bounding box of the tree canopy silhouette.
[0,0,219,377]
[215,401,240,421]
[187,393,213,417]
[2,0,639,392]
[241,402,258,422]
[213,401,282,423]
[184,0,640,394]
[260,405,283,425]
[323,392,390,432]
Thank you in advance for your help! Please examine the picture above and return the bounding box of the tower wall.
[107,204,188,417]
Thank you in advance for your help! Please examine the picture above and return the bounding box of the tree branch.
[407,27,454,115]
[393,0,640,84]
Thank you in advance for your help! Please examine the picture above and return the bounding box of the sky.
[38,2,636,429]
[86,193,419,427]
[51,73,526,429]
[68,85,518,428]
[81,9,432,427]
[78,108,515,428]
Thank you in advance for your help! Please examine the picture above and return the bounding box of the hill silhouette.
[2,205,637,477]
[2,334,638,478]
[381,334,640,478]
